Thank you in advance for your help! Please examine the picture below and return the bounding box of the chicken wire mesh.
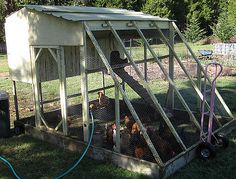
[4,23,233,167]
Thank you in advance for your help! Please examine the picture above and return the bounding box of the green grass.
[0,76,235,178]
[0,135,149,179]
[171,129,236,179]
[1,44,236,178]
[0,54,9,73]
[128,43,213,61]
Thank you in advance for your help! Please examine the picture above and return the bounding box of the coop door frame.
[30,46,68,136]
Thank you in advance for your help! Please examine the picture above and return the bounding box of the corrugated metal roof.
[25,5,171,21]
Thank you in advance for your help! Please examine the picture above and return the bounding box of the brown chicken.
[124,115,135,133]
[147,128,175,162]
[98,91,109,107]
[131,122,140,134]
[106,123,116,146]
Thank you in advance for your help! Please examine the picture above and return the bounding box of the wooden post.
[30,47,42,128]
[57,46,68,136]
[197,64,202,111]
[115,84,120,152]
[12,81,19,120]
[144,43,148,81]
[81,29,90,142]
[102,70,105,94]
[167,22,174,109]
[39,82,44,113]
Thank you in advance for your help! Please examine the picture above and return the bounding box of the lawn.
[0,43,236,178]
[172,129,236,179]
[0,135,150,179]
[0,54,9,73]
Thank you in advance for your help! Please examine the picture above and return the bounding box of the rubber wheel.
[215,133,229,148]
[197,142,216,160]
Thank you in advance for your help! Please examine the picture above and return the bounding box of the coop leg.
[39,82,44,114]
[57,46,68,136]
[115,85,120,152]
[80,34,90,142]
[12,80,20,120]
[31,47,42,128]
[197,64,202,112]
[166,22,175,109]
[144,43,148,81]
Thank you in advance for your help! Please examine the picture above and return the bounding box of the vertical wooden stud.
[115,84,120,152]
[144,43,148,81]
[30,46,41,127]
[80,28,90,142]
[12,81,19,120]
[197,64,202,111]
[39,82,44,113]
[57,46,68,136]
[167,22,175,109]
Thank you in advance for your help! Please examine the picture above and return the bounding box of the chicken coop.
[5,5,235,178]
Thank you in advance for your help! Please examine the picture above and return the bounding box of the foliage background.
[0,0,235,43]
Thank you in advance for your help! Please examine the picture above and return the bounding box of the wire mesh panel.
[13,81,34,124]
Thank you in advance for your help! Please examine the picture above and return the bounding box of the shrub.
[184,17,206,43]
[211,12,236,43]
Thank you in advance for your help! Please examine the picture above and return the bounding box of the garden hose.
[55,110,94,179]
[0,156,21,179]
[0,110,95,179]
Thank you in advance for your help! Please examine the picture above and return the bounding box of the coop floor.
[21,99,233,164]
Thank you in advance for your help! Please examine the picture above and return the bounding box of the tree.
[142,0,172,17]
[142,0,188,31]
[92,0,144,11]
[211,12,236,42]
[0,0,5,42]
[228,0,236,26]
[184,17,206,43]
[186,0,228,35]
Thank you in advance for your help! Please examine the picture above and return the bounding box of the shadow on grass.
[0,135,150,179]
[170,129,236,179]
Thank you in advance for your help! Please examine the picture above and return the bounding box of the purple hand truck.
[197,62,229,159]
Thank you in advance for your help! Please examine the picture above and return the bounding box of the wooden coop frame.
[5,5,235,177]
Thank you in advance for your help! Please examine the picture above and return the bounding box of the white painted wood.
[57,46,68,136]
[81,29,90,142]
[30,46,42,127]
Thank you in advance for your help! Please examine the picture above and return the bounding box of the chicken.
[124,115,135,133]
[120,128,131,153]
[106,123,116,146]
[110,51,128,66]
[134,146,146,159]
[98,91,109,107]
[89,91,109,109]
[131,122,140,134]
[89,100,99,109]
[147,127,176,162]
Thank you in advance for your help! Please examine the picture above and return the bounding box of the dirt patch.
[0,72,9,79]
[125,59,236,81]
